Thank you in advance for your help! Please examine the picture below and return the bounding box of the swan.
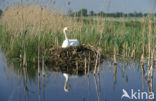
[63,73,71,92]
[62,27,79,48]
[63,73,78,92]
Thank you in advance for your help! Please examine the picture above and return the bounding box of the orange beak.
[68,28,71,33]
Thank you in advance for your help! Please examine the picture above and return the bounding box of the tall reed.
[0,4,155,64]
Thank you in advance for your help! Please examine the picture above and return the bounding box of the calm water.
[0,51,156,101]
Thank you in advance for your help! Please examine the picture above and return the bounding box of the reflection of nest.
[46,45,104,75]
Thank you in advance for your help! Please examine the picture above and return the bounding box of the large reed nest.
[46,45,104,75]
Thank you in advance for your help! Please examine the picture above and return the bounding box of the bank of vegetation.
[0,4,155,66]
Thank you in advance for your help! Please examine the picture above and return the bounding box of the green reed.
[0,5,155,64]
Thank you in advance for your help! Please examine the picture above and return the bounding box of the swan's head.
[63,27,71,33]
[64,86,71,92]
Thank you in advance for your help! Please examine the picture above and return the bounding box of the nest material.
[46,45,104,75]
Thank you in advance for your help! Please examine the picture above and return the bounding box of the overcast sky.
[0,0,156,13]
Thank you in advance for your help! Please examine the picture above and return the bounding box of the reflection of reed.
[113,64,117,87]
[42,71,45,101]
[23,67,27,101]
[141,64,145,91]
[37,47,41,101]
[94,74,101,101]
[98,73,101,96]
[38,69,41,101]
[42,52,46,101]
[17,70,21,101]
[87,74,91,101]
[146,73,153,101]
[122,63,125,78]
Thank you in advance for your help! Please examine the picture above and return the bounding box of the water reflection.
[113,64,117,88]
[63,73,71,92]
[0,52,155,101]
[93,73,101,101]
[141,64,145,92]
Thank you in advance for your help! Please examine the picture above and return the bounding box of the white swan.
[63,73,78,92]
[62,27,79,48]
[63,73,71,92]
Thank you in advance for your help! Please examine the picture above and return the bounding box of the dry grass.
[1,5,80,37]
[0,4,156,64]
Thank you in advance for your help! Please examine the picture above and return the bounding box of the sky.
[55,0,156,13]
[0,0,156,13]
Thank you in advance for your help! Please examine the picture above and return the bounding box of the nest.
[46,45,104,75]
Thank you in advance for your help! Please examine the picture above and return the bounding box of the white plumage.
[62,27,79,48]
[63,73,78,92]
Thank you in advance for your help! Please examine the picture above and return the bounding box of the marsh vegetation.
[0,1,155,101]
[0,4,156,65]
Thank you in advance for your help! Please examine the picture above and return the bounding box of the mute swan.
[63,73,78,92]
[63,73,71,92]
[62,27,79,48]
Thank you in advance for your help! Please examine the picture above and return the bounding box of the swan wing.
[69,39,79,46]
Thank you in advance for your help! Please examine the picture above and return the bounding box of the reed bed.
[0,4,156,65]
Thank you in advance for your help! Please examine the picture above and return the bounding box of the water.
[0,51,156,101]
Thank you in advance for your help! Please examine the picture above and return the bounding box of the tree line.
[68,8,156,17]
[0,8,154,18]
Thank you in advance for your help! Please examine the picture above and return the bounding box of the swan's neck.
[63,73,69,92]
[63,30,68,40]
